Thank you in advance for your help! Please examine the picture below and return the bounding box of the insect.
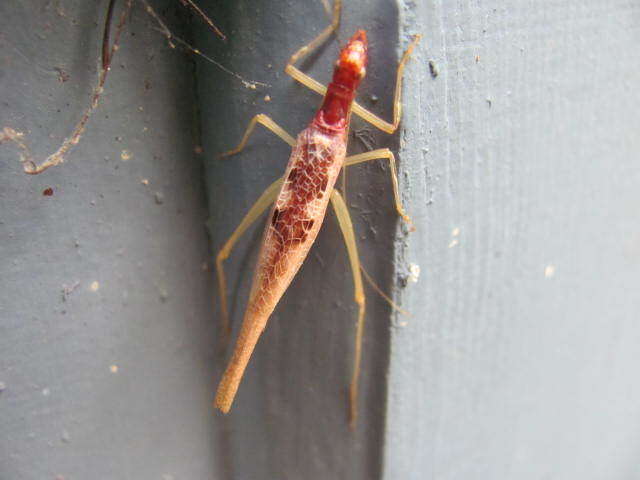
[214,0,420,427]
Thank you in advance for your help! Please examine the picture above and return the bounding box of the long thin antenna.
[141,0,267,89]
[1,0,268,174]
[1,0,133,174]
[177,0,226,41]
[360,265,410,316]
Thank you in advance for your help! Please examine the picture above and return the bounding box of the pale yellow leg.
[329,190,365,429]
[216,178,283,337]
[219,114,296,158]
[285,0,421,134]
[344,148,414,230]
[286,0,341,69]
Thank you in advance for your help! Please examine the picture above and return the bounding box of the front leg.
[344,149,414,230]
[219,114,296,158]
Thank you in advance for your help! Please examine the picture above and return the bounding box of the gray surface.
[1,2,218,479]
[2,1,640,479]
[387,1,640,479]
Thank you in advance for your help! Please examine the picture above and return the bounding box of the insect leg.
[284,0,341,93]
[344,149,414,230]
[218,114,295,158]
[216,178,283,336]
[329,189,365,429]
[350,35,421,134]
[284,0,342,73]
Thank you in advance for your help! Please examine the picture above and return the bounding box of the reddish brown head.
[315,30,369,130]
[333,30,368,90]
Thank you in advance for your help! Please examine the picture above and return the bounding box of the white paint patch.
[408,263,421,283]
[449,227,460,248]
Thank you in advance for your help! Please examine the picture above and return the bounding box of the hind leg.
[329,190,365,429]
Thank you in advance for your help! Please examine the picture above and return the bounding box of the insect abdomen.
[248,126,346,317]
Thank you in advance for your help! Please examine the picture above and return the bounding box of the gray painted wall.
[1,1,639,479]
[387,1,640,479]
[1,2,218,479]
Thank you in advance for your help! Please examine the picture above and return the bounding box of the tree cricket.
[214,0,420,427]
[1,0,420,428]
